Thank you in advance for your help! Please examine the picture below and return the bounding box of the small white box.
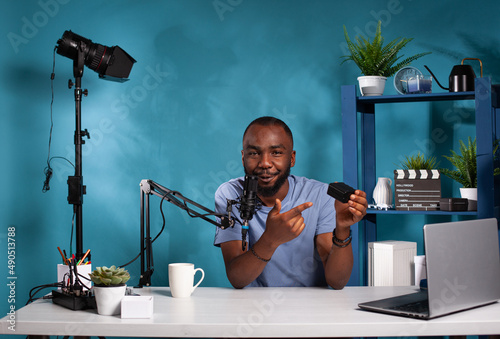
[121,296,154,319]
[368,241,417,286]
[57,264,92,291]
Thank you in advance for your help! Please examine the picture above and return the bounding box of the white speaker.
[368,241,417,286]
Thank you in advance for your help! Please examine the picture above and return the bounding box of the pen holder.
[57,264,92,291]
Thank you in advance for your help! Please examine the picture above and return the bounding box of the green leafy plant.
[399,152,439,170]
[440,137,500,188]
[89,265,130,286]
[341,21,431,77]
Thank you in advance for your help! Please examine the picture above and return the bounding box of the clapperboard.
[394,169,441,211]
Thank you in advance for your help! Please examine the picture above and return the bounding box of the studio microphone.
[239,175,259,251]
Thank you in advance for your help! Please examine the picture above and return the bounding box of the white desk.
[1,286,499,337]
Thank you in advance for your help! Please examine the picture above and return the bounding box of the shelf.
[357,91,475,104]
[341,77,498,286]
[342,78,495,219]
[366,209,477,216]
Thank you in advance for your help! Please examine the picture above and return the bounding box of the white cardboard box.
[368,241,417,286]
[121,296,154,319]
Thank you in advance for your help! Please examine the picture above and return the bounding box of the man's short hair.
[243,116,293,146]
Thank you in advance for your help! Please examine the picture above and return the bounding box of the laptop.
[358,218,500,319]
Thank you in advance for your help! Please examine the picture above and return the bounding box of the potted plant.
[393,152,441,211]
[440,137,500,211]
[341,21,430,96]
[89,265,130,316]
[399,152,439,170]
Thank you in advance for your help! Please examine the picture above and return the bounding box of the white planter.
[93,285,126,316]
[357,76,387,96]
[460,187,477,211]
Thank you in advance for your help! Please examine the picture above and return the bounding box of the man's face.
[241,124,295,198]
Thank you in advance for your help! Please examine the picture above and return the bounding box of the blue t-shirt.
[214,175,336,287]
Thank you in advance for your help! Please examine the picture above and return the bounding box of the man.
[214,116,367,289]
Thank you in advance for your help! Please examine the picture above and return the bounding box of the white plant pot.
[460,187,477,211]
[93,285,126,316]
[357,76,387,96]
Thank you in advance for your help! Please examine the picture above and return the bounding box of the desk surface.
[1,286,499,337]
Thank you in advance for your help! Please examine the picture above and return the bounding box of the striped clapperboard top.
[394,169,440,180]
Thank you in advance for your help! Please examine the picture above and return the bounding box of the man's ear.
[291,150,296,167]
[241,150,244,166]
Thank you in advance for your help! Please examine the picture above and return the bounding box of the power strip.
[51,289,96,310]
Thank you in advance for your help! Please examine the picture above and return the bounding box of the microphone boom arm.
[138,179,234,287]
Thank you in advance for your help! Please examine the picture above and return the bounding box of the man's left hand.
[334,190,368,228]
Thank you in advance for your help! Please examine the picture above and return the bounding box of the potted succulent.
[341,21,430,96]
[440,137,500,211]
[89,265,130,316]
[393,152,441,211]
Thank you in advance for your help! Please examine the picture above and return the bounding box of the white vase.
[460,187,477,211]
[93,285,126,316]
[357,76,387,96]
[373,177,393,207]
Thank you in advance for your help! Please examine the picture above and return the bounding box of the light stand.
[67,47,90,261]
[53,30,136,260]
[51,46,95,311]
[51,30,136,310]
[138,179,236,287]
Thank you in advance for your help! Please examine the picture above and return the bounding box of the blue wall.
[1,0,499,330]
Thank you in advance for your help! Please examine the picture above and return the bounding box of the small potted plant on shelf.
[89,265,130,316]
[393,152,441,211]
[399,152,439,170]
[440,137,500,211]
[341,21,430,96]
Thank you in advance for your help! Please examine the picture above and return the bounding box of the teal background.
[1,0,499,337]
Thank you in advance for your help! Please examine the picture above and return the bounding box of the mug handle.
[192,268,205,292]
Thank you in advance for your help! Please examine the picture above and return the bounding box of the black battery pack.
[327,182,356,203]
[439,198,468,211]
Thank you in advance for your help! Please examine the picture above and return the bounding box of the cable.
[42,47,75,193]
[120,190,197,267]
[118,191,171,268]
[72,267,92,291]
[26,282,62,305]
[42,47,57,193]
[119,191,244,268]
[48,46,56,164]
[70,211,75,256]
[59,265,91,290]
[166,190,229,220]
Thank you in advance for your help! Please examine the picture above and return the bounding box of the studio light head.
[56,30,136,82]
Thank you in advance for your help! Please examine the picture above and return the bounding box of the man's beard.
[246,166,291,198]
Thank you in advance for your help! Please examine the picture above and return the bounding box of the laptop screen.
[424,218,500,317]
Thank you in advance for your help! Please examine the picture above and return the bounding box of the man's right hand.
[220,199,313,289]
[261,199,313,247]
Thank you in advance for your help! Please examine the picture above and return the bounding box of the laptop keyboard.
[389,299,429,314]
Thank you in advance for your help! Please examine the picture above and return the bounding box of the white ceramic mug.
[168,263,205,298]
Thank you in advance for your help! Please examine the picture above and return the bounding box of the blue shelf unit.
[341,77,499,286]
